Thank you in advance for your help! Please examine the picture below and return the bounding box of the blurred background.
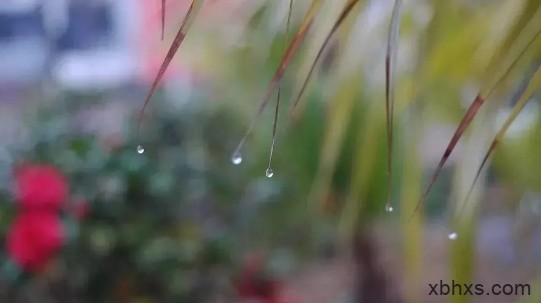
[0,0,540,302]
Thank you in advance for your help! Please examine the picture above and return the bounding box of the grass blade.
[457,65,541,220]
[266,0,294,177]
[481,0,540,81]
[231,0,324,160]
[409,93,485,220]
[288,0,361,113]
[409,10,541,220]
[162,0,166,40]
[138,0,205,132]
[385,0,403,211]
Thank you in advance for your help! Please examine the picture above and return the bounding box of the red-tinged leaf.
[266,0,294,176]
[138,0,205,131]
[231,0,324,159]
[289,0,361,113]
[409,20,541,220]
[162,0,166,40]
[457,65,541,219]
[409,93,486,220]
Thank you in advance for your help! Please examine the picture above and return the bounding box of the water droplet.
[137,145,145,154]
[448,232,458,240]
[265,168,274,178]
[385,205,394,212]
[231,153,242,165]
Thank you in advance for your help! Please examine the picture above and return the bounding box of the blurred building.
[0,0,141,91]
[0,0,48,86]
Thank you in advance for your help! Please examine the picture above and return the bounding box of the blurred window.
[0,0,39,13]
[0,1,44,40]
[56,1,113,51]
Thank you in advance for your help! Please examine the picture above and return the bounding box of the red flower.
[236,252,287,302]
[6,212,65,272]
[236,252,265,298]
[14,164,68,211]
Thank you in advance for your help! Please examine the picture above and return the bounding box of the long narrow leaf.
[385,0,403,210]
[138,0,205,130]
[481,0,540,81]
[481,7,541,97]
[266,0,294,177]
[457,65,541,218]
[410,10,541,220]
[162,0,166,40]
[231,0,324,160]
[288,0,361,113]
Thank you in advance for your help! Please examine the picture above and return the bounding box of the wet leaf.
[289,0,362,113]
[162,0,166,40]
[138,0,206,130]
[410,7,541,219]
[385,0,403,209]
[231,0,324,158]
[458,64,541,218]
[266,0,294,176]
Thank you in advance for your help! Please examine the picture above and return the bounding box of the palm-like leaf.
[411,6,541,220]
[231,0,324,161]
[138,0,206,132]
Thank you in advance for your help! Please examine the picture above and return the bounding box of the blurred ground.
[280,214,538,303]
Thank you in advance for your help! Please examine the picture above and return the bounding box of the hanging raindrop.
[265,168,274,178]
[448,232,458,240]
[231,153,243,165]
[385,204,394,212]
[137,145,145,154]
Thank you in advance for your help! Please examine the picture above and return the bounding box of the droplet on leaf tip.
[137,145,145,154]
[231,153,242,165]
[448,232,458,240]
[385,204,394,213]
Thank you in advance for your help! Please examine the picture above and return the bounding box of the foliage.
[2,0,541,302]
[0,94,335,301]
